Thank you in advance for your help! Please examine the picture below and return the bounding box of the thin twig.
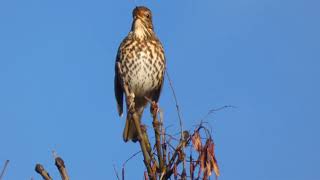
[159,109,168,174]
[0,160,9,180]
[165,70,184,138]
[123,151,142,166]
[113,164,121,180]
[199,105,236,124]
[166,69,187,174]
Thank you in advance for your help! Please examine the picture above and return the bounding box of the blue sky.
[0,0,319,179]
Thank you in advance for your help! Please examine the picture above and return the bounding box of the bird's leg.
[127,92,135,113]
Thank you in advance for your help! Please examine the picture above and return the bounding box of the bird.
[114,6,166,142]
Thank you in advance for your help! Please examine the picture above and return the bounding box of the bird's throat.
[132,19,152,39]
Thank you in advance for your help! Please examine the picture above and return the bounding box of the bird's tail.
[123,112,142,143]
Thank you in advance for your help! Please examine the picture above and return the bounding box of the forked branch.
[35,153,69,180]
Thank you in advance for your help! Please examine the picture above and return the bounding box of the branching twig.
[199,105,236,124]
[35,152,70,180]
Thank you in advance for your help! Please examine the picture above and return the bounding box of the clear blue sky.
[0,0,319,179]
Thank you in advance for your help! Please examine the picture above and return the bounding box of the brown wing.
[114,51,124,116]
[114,34,134,116]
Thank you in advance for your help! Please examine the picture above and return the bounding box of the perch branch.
[152,104,164,172]
[145,97,165,174]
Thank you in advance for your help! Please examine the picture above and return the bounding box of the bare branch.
[151,102,164,172]
[55,157,69,180]
[35,164,52,180]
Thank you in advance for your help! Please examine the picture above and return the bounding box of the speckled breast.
[119,38,165,98]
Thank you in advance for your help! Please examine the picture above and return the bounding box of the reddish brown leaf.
[200,150,206,172]
[206,161,212,176]
[212,156,220,177]
[192,132,202,152]
[207,139,220,177]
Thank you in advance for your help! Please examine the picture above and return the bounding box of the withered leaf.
[192,131,202,152]
[207,139,220,177]
[206,161,212,176]
[200,150,206,172]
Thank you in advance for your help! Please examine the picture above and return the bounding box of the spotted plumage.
[114,6,166,142]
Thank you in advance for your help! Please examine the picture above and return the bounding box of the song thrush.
[114,6,166,142]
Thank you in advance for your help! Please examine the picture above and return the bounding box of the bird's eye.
[146,14,150,18]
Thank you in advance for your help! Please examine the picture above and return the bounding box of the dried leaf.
[207,140,215,158]
[192,132,202,152]
[200,150,206,172]
[211,155,220,177]
[206,161,212,176]
[207,139,220,177]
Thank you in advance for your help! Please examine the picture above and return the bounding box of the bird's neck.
[132,19,154,40]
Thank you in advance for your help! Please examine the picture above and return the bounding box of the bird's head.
[131,6,154,39]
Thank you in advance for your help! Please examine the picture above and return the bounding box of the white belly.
[126,51,156,97]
